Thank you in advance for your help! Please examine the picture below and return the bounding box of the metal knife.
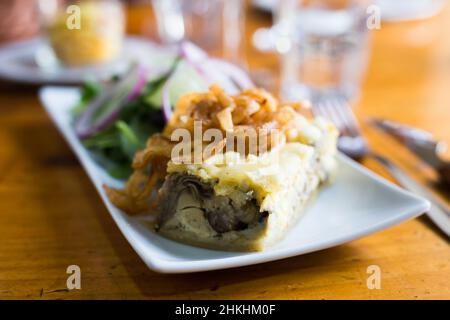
[372,154,450,237]
[369,119,450,236]
[371,118,450,185]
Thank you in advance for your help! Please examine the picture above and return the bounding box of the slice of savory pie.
[106,85,338,251]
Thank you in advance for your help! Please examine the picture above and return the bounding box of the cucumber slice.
[145,61,208,108]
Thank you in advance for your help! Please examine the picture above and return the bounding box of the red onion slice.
[75,64,142,139]
[125,65,149,102]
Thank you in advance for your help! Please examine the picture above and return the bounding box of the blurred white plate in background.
[0,37,174,85]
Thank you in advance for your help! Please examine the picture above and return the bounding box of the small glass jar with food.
[38,0,125,67]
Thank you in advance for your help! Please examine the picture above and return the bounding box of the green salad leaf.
[74,67,172,179]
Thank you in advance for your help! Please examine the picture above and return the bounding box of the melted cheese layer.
[167,116,338,210]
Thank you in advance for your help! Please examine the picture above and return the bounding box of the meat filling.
[157,173,267,233]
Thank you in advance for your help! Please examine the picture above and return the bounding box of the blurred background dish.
[0,37,175,85]
[37,0,126,67]
[0,0,179,85]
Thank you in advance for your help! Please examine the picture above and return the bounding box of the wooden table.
[0,4,449,300]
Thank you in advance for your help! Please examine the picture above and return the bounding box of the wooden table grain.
[0,4,449,300]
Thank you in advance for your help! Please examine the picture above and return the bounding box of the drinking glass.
[276,0,373,102]
[150,0,245,64]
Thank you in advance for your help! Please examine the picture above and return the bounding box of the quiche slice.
[106,85,338,251]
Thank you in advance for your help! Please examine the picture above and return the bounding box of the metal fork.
[313,94,369,159]
[312,93,450,237]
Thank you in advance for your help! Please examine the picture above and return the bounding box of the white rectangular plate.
[39,86,430,273]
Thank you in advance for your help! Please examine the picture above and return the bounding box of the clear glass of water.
[278,0,373,102]
[150,0,245,64]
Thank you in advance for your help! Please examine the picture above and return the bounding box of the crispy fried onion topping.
[105,84,310,214]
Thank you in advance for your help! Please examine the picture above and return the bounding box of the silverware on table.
[370,118,450,185]
[311,93,450,237]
